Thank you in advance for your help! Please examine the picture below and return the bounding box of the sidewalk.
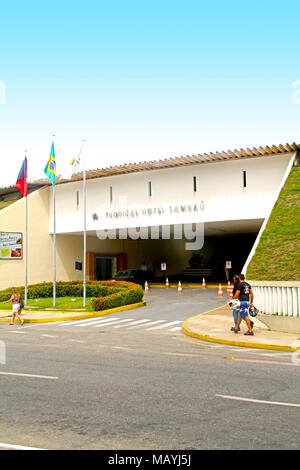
[182,304,300,352]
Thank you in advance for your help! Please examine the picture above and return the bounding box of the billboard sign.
[0,232,23,259]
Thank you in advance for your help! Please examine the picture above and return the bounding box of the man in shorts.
[230,275,241,331]
[230,275,254,332]
[233,274,254,336]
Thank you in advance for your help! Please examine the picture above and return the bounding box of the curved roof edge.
[1,142,299,191]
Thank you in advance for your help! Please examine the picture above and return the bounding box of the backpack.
[19,295,25,309]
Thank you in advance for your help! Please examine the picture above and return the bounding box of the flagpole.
[53,135,56,307]
[82,140,86,308]
[53,184,56,307]
[25,151,28,306]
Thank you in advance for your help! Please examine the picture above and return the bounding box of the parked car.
[112,269,153,286]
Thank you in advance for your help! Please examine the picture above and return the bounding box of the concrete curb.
[0,301,146,324]
[181,305,299,352]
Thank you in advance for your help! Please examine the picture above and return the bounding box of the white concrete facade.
[50,153,293,235]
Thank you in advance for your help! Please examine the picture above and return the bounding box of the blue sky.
[0,0,300,187]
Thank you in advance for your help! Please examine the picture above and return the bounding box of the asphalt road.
[0,288,299,450]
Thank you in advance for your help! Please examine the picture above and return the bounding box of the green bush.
[90,282,144,311]
[0,280,144,311]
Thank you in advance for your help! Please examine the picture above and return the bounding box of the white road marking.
[14,317,184,334]
[94,318,134,328]
[216,394,300,408]
[7,330,25,334]
[146,321,183,331]
[123,319,152,329]
[143,320,166,328]
[0,371,58,380]
[76,317,121,327]
[56,317,119,326]
[112,319,137,328]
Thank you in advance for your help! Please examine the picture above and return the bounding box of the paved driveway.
[142,286,227,322]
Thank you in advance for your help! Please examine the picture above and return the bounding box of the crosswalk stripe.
[57,317,119,327]
[170,327,182,332]
[93,318,134,328]
[25,317,184,333]
[143,320,165,328]
[76,317,122,328]
[146,320,183,331]
[73,317,120,326]
[112,319,138,328]
[126,319,153,329]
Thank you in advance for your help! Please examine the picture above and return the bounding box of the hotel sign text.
[105,202,205,219]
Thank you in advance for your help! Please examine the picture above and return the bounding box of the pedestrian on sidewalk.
[233,274,254,336]
[230,275,254,332]
[2,289,24,325]
[230,275,241,331]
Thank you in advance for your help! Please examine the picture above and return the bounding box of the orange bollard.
[178,281,183,294]
[166,277,170,288]
[144,281,149,293]
[202,277,206,288]
[227,281,231,293]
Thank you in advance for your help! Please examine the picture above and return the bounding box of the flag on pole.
[70,145,83,175]
[44,142,56,185]
[16,157,28,196]
[44,140,57,306]
[16,155,29,305]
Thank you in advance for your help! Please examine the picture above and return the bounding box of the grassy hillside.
[247,166,300,281]
[0,200,17,210]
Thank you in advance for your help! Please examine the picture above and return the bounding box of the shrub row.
[90,284,144,311]
[0,280,144,311]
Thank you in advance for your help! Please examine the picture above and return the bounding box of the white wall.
[50,153,293,234]
[0,188,51,289]
[0,188,86,290]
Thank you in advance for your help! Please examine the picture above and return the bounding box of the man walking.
[230,275,241,331]
[233,274,254,336]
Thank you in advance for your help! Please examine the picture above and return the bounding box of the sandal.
[244,330,254,336]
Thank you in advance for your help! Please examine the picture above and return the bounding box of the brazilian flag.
[44,141,56,185]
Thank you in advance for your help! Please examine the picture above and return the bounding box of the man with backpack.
[232,274,254,336]
[230,275,241,331]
